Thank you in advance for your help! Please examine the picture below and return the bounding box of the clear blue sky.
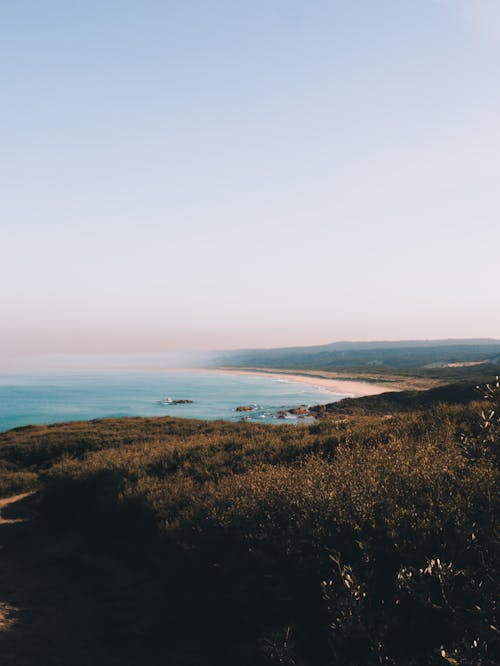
[1,1,499,366]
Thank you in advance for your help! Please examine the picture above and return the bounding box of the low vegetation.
[311,382,479,416]
[216,339,500,385]
[0,382,498,664]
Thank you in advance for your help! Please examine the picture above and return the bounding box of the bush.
[0,471,39,497]
[2,399,498,664]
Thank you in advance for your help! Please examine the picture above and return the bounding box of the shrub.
[2,399,497,664]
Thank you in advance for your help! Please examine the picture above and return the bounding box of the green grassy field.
[0,381,498,665]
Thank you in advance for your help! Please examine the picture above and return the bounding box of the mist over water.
[0,351,218,373]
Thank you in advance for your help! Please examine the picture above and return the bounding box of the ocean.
[0,370,344,432]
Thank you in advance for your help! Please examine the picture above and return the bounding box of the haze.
[1,1,499,370]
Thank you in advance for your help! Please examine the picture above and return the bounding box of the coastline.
[191,367,392,398]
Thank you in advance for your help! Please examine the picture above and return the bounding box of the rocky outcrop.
[288,405,311,416]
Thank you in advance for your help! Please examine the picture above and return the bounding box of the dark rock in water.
[160,399,194,405]
[271,406,313,419]
[289,406,310,416]
[235,405,257,412]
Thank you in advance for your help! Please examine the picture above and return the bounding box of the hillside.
[216,339,500,383]
[0,381,498,665]
[310,382,480,416]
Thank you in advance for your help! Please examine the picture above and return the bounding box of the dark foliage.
[311,382,479,416]
[0,388,498,665]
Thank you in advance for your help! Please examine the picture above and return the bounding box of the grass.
[311,381,480,416]
[0,385,498,664]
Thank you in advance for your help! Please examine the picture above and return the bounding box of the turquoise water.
[0,370,343,432]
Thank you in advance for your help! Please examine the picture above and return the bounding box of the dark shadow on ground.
[0,495,203,666]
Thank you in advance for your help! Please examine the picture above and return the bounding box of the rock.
[160,399,194,405]
[289,407,310,416]
[235,405,257,412]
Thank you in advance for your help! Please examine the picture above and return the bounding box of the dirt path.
[0,493,35,525]
[0,493,36,645]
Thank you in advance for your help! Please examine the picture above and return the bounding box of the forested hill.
[216,338,500,378]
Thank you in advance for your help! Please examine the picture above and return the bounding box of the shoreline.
[1,366,417,400]
[189,367,392,398]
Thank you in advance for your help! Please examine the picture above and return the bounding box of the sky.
[1,1,499,368]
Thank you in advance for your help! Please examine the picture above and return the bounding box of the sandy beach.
[194,368,393,398]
